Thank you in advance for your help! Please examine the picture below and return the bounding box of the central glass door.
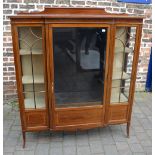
[52,27,108,107]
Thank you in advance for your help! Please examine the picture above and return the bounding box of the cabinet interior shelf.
[111,93,128,103]
[112,71,130,80]
[23,90,45,93]
[20,49,42,55]
[24,97,45,109]
[115,47,133,54]
[22,75,44,84]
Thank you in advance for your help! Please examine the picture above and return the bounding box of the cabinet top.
[9,7,144,19]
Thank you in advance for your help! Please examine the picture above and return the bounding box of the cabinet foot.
[22,132,26,148]
[127,122,130,138]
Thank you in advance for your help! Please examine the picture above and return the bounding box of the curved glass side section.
[18,27,45,109]
[111,26,136,104]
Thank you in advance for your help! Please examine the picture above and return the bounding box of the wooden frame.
[10,7,143,147]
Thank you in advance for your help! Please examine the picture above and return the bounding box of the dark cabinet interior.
[53,27,107,107]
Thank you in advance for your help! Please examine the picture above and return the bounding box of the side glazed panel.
[18,27,46,109]
[14,25,49,130]
[111,26,137,104]
[107,25,139,123]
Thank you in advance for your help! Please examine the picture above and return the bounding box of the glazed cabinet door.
[48,24,110,129]
[108,25,141,123]
[13,25,49,130]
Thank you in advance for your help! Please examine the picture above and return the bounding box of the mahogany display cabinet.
[10,8,143,147]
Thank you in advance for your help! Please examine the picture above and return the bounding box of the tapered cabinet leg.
[22,131,26,148]
[127,122,130,138]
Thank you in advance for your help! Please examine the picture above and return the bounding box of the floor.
[3,92,152,155]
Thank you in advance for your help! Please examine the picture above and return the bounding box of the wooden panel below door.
[55,107,103,127]
[108,104,128,124]
[25,110,48,130]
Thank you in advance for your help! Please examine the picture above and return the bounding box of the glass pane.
[53,27,107,107]
[18,27,42,54]
[111,80,129,103]
[18,27,46,109]
[111,26,136,104]
[23,84,45,109]
[23,92,45,109]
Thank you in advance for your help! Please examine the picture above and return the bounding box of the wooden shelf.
[112,71,130,80]
[22,75,44,84]
[111,93,128,103]
[20,49,42,55]
[24,97,45,109]
[115,47,133,54]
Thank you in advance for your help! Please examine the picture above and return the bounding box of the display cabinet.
[10,8,143,147]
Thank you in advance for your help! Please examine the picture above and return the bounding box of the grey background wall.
[3,0,152,102]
